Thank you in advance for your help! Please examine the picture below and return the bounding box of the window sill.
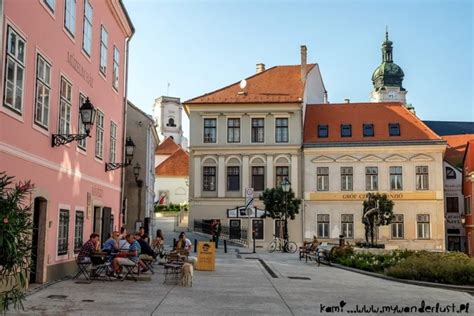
[1,106,24,123]
[62,27,76,44]
[32,123,50,137]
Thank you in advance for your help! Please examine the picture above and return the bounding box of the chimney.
[323,91,328,104]
[301,45,307,83]
[344,98,350,103]
[256,63,265,73]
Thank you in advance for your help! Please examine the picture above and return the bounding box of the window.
[365,167,378,191]
[416,166,429,190]
[446,197,459,213]
[251,118,264,143]
[74,211,84,252]
[109,122,117,162]
[390,166,403,190]
[363,124,374,137]
[317,214,329,238]
[389,123,400,136]
[341,167,353,191]
[317,167,329,191]
[34,54,51,129]
[167,117,176,127]
[318,125,328,138]
[252,219,264,240]
[391,214,404,239]
[58,77,72,134]
[82,0,92,55]
[446,167,456,179]
[99,26,108,75]
[58,209,69,255]
[227,166,240,191]
[203,167,216,191]
[77,94,87,149]
[44,0,55,12]
[341,124,352,137]
[417,214,430,239]
[112,46,119,90]
[227,118,240,143]
[3,27,26,113]
[275,118,288,143]
[275,166,289,187]
[252,166,265,191]
[465,197,471,215]
[341,214,353,238]
[275,220,284,238]
[203,118,216,143]
[64,0,76,36]
[95,110,104,159]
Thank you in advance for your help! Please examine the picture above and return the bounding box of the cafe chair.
[121,260,140,281]
[73,257,91,280]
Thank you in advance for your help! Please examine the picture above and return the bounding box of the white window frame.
[416,214,430,239]
[317,167,329,191]
[95,110,104,159]
[341,167,353,191]
[416,166,429,190]
[99,25,108,75]
[275,117,288,143]
[226,166,240,191]
[3,26,26,114]
[57,208,70,256]
[43,0,56,12]
[391,214,404,239]
[112,46,119,90]
[317,214,330,239]
[251,117,265,143]
[203,118,217,143]
[227,117,240,143]
[34,54,51,129]
[64,0,76,36]
[390,166,403,190]
[203,166,216,191]
[275,166,289,188]
[109,121,117,162]
[365,166,378,191]
[58,76,72,134]
[74,210,84,253]
[82,0,93,56]
[341,214,353,239]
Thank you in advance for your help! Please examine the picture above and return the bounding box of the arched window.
[446,167,456,179]
[166,117,176,127]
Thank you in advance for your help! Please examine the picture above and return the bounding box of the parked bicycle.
[267,234,297,253]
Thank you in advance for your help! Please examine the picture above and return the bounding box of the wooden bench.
[305,242,338,266]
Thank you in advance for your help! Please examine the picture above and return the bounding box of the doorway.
[30,197,47,283]
[229,219,241,240]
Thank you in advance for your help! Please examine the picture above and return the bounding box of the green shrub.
[334,248,414,273]
[386,251,474,285]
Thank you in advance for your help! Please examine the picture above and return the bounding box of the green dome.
[371,32,405,91]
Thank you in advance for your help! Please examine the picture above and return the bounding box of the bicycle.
[267,234,297,253]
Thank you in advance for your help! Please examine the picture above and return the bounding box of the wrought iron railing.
[193,220,247,246]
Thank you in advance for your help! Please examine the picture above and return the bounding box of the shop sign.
[196,241,215,271]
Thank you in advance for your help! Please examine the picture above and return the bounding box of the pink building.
[0,0,134,283]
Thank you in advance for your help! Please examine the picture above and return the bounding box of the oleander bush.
[386,251,474,285]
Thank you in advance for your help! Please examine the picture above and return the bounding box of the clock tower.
[370,31,409,106]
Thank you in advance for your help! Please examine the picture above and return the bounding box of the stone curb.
[26,275,72,297]
[332,263,474,294]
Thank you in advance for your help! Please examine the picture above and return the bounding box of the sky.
[123,0,473,138]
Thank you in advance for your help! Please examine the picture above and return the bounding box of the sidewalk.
[14,232,473,316]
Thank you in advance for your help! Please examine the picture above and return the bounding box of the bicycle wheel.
[268,240,277,253]
[285,241,298,254]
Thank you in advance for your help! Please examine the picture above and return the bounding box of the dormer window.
[341,124,352,137]
[318,125,328,138]
[389,123,400,136]
[446,167,456,179]
[363,124,374,137]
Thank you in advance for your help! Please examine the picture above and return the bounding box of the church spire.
[382,30,393,63]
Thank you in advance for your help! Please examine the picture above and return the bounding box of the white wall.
[155,176,189,205]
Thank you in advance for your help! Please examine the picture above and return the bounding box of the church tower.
[370,31,409,106]
[153,96,188,149]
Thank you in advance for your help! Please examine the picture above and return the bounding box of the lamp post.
[281,177,291,249]
[52,97,96,147]
[133,162,143,226]
[105,137,136,172]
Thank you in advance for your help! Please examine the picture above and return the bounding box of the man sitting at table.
[78,233,99,263]
[134,232,156,272]
[102,231,120,254]
[111,233,141,278]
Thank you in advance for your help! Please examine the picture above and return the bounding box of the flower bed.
[332,246,474,285]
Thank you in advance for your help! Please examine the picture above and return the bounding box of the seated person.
[152,229,165,251]
[176,232,192,252]
[78,233,99,263]
[134,232,156,272]
[111,234,141,278]
[102,231,120,254]
[118,235,130,250]
[139,226,149,244]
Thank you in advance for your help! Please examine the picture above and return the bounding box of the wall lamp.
[52,97,96,147]
[105,137,136,172]
[133,162,143,187]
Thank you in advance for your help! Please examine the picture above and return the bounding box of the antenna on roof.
[237,79,247,96]
[167,82,170,96]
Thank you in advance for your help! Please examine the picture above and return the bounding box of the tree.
[260,186,301,241]
[362,193,394,246]
[0,172,33,312]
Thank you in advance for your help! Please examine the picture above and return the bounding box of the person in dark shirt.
[78,233,99,263]
[139,226,149,243]
[134,232,156,258]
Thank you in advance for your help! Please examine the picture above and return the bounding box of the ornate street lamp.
[133,162,143,187]
[51,97,96,147]
[105,137,136,172]
[281,177,291,247]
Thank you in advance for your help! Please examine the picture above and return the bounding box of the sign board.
[309,191,439,201]
[245,188,254,209]
[196,241,216,271]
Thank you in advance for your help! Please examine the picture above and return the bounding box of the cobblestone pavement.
[12,228,473,316]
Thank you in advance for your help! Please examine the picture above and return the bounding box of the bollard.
[194,239,197,253]
[224,239,227,253]
[339,235,345,247]
[173,238,176,249]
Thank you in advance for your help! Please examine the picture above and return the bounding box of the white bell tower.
[153,96,187,148]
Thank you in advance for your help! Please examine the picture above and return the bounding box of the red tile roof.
[155,137,180,155]
[444,134,474,167]
[184,64,315,104]
[304,102,442,144]
[155,148,189,176]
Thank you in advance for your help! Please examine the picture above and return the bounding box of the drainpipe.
[300,102,305,243]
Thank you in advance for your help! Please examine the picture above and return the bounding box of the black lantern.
[281,177,291,245]
[133,162,141,180]
[52,97,96,147]
[105,136,136,172]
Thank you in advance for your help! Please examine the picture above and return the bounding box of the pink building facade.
[0,0,134,283]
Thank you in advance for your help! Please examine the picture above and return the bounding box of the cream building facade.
[184,47,326,246]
